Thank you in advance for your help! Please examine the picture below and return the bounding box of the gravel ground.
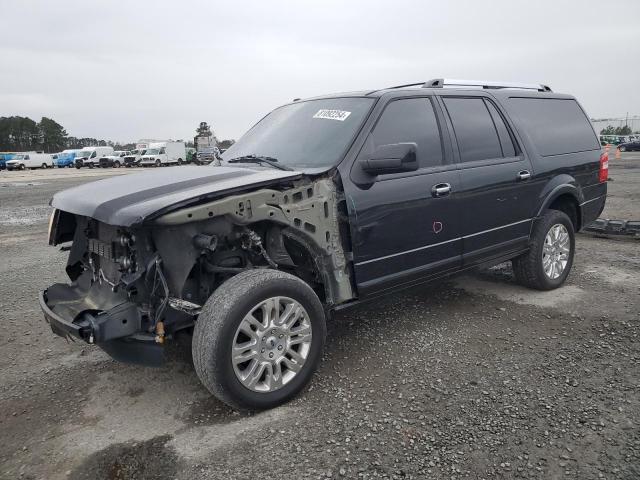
[0,156,638,480]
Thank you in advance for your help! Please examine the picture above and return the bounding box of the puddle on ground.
[68,434,180,480]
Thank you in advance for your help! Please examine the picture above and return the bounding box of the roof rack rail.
[386,82,430,90]
[424,78,552,92]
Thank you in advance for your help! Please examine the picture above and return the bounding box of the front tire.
[193,269,326,410]
[113,160,121,168]
[513,210,575,290]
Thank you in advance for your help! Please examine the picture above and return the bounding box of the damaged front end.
[41,175,356,366]
[42,212,178,365]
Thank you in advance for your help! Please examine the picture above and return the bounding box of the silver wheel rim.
[232,296,312,393]
[542,223,570,279]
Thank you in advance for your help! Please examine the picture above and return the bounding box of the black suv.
[42,79,607,410]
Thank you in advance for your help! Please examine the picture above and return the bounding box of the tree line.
[0,116,236,153]
[600,125,636,136]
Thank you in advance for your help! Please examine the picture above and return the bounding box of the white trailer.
[139,141,186,167]
[74,146,114,168]
[5,152,54,170]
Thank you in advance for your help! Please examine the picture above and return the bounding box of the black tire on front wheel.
[512,210,575,290]
[192,269,326,411]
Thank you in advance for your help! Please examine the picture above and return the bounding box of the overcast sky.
[1,0,639,143]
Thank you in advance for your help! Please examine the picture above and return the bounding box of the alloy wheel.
[232,296,312,393]
[542,223,570,279]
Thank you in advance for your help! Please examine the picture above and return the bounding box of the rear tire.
[193,269,326,410]
[41,163,47,169]
[512,210,575,290]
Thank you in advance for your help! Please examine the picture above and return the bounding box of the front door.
[344,96,462,297]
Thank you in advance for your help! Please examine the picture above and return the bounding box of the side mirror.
[359,143,418,175]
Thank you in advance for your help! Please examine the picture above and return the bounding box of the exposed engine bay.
[43,176,355,364]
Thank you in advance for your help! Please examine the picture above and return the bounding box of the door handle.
[517,170,531,181]
[431,183,452,197]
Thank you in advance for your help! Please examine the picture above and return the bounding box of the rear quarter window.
[509,98,599,156]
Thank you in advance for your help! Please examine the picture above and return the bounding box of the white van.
[139,141,186,167]
[74,146,115,168]
[6,152,54,170]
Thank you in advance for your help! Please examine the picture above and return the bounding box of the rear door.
[345,96,462,296]
[438,94,536,266]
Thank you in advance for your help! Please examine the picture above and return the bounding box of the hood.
[51,166,302,226]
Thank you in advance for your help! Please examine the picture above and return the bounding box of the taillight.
[599,151,609,183]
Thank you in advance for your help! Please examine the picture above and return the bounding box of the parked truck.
[123,141,160,167]
[54,149,81,168]
[74,147,114,169]
[139,141,186,167]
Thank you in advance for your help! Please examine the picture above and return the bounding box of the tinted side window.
[509,98,599,156]
[485,100,516,157]
[366,98,443,168]
[443,97,502,162]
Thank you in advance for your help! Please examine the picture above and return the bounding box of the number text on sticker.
[313,109,352,122]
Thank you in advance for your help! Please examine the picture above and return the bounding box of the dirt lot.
[1,156,638,480]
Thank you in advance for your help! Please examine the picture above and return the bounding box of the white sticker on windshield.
[313,109,352,121]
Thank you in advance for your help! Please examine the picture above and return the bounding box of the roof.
[296,79,561,102]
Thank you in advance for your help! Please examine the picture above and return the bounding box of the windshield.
[113,151,124,156]
[221,97,375,169]
[144,149,160,155]
[77,150,92,157]
[13,155,25,159]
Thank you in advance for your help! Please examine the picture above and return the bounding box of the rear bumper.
[580,192,607,229]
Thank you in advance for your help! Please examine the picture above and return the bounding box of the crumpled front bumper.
[39,289,88,340]
[39,276,164,365]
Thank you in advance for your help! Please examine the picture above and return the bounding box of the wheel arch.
[536,182,584,232]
